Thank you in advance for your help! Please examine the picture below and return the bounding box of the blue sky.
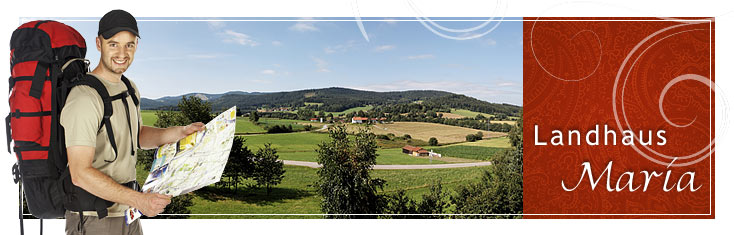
[40,18,522,105]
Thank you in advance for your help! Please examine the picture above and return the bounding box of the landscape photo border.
[14,17,711,218]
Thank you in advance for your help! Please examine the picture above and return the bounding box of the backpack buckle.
[11,163,20,184]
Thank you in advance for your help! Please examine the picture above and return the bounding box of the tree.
[415,180,448,218]
[428,137,438,146]
[178,95,213,123]
[466,134,477,142]
[154,110,190,129]
[382,180,447,218]
[297,108,315,120]
[222,136,256,195]
[382,190,417,218]
[476,131,484,140]
[315,125,385,218]
[249,111,260,122]
[253,143,285,195]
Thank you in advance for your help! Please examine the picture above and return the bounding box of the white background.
[1,0,732,234]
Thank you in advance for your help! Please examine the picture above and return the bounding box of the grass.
[182,164,491,218]
[256,118,324,132]
[450,108,495,119]
[304,102,323,106]
[235,118,267,134]
[242,132,448,165]
[448,136,511,148]
[326,105,373,116]
[241,132,331,152]
[430,145,508,161]
[141,110,158,126]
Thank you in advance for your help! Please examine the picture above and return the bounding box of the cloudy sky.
[43,17,522,105]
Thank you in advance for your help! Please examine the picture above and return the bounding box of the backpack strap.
[120,75,141,149]
[28,21,50,99]
[71,75,118,162]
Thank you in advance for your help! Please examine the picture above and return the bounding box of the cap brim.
[100,27,140,39]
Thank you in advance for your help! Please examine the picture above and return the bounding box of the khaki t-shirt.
[60,73,141,217]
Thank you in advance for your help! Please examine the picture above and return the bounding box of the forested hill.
[141,87,521,115]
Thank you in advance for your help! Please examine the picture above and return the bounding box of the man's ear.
[95,36,102,52]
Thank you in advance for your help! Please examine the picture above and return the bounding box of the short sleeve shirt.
[60,73,142,217]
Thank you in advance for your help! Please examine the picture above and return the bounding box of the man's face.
[96,31,137,74]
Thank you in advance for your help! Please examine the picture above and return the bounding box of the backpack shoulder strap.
[71,74,120,162]
[120,75,139,107]
[120,75,141,149]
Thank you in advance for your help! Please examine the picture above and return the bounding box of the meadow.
[186,164,492,218]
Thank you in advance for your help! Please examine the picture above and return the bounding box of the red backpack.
[7,20,140,231]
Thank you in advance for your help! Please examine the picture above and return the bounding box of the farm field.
[240,132,467,165]
[436,112,465,119]
[343,122,506,144]
[431,136,512,161]
[235,118,267,134]
[449,136,511,148]
[450,108,495,118]
[490,120,517,125]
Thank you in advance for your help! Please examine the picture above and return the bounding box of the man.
[60,9,205,235]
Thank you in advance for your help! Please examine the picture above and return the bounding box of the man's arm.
[138,122,205,149]
[67,145,171,217]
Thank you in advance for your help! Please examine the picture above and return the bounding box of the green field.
[235,118,267,134]
[450,136,511,148]
[256,118,322,132]
[184,164,491,218]
[431,145,508,161]
[326,105,373,116]
[241,132,445,165]
[141,110,158,126]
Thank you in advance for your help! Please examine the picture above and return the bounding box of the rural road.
[282,160,492,169]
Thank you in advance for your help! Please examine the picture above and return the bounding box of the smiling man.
[60,10,205,235]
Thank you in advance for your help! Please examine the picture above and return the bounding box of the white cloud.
[485,38,497,46]
[271,41,283,46]
[497,82,516,87]
[405,54,435,60]
[289,19,319,32]
[261,69,276,75]
[312,57,330,73]
[374,45,396,52]
[324,40,357,54]
[221,30,258,46]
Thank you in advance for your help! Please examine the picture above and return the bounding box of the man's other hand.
[136,193,171,217]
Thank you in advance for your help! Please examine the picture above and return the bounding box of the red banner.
[523,18,715,218]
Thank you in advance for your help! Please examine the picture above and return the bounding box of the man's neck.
[91,66,122,83]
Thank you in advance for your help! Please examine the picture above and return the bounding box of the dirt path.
[282,160,492,169]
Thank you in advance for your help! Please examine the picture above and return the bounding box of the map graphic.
[141,106,237,196]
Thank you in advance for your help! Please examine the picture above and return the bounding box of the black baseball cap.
[98,9,140,39]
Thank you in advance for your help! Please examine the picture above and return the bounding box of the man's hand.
[181,122,206,137]
[134,193,172,217]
